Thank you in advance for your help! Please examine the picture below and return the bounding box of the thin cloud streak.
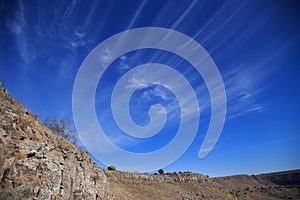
[6,0,29,65]
[169,0,199,30]
[127,0,148,29]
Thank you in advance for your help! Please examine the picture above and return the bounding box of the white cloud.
[222,67,265,119]
[6,0,29,64]
[100,48,113,65]
[74,30,85,39]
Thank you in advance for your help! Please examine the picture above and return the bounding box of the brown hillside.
[0,82,299,200]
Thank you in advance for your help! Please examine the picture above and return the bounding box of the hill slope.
[0,83,299,200]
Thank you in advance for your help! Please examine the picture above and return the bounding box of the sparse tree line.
[107,165,165,175]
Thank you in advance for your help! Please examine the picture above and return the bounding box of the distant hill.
[0,82,299,200]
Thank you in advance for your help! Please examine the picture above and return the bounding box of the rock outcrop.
[0,83,108,199]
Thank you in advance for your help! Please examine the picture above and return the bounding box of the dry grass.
[15,150,27,160]
[33,132,43,141]
[33,113,39,120]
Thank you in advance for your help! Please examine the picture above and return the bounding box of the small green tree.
[158,169,164,175]
[108,166,116,171]
[43,116,77,144]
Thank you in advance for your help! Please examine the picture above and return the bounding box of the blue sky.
[1,0,300,176]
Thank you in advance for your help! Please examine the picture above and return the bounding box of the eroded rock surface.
[0,84,108,199]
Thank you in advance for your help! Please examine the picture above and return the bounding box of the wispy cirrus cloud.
[114,56,270,122]
[6,0,30,64]
[127,0,148,29]
[222,37,294,119]
[223,67,265,119]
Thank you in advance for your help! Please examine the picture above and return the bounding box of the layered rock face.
[0,84,108,199]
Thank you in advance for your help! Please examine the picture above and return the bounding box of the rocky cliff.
[0,82,299,200]
[0,82,108,199]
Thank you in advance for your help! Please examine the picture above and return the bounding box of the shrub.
[158,169,164,175]
[43,116,77,144]
[228,191,238,198]
[108,166,116,171]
